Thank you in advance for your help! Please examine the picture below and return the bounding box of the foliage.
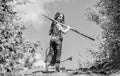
[87,0,120,74]
[0,0,41,76]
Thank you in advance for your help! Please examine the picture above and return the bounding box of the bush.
[0,0,42,75]
[87,0,120,74]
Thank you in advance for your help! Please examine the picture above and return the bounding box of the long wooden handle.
[42,13,95,41]
[70,28,95,41]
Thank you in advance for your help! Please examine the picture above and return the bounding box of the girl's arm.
[56,23,71,34]
[61,25,71,34]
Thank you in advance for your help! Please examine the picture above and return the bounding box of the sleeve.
[56,23,71,34]
[56,23,62,31]
[61,25,71,34]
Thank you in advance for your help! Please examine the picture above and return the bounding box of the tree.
[0,0,41,76]
[87,0,120,74]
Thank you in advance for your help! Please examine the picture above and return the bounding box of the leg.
[45,47,54,63]
[55,40,62,72]
[45,40,55,71]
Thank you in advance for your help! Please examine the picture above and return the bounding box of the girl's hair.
[54,12,65,24]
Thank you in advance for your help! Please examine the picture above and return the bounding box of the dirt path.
[16,68,120,76]
[18,69,104,76]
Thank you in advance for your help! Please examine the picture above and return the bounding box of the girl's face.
[56,14,64,22]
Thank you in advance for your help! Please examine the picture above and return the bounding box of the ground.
[15,68,120,76]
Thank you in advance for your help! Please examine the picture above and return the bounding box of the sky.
[17,0,102,69]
